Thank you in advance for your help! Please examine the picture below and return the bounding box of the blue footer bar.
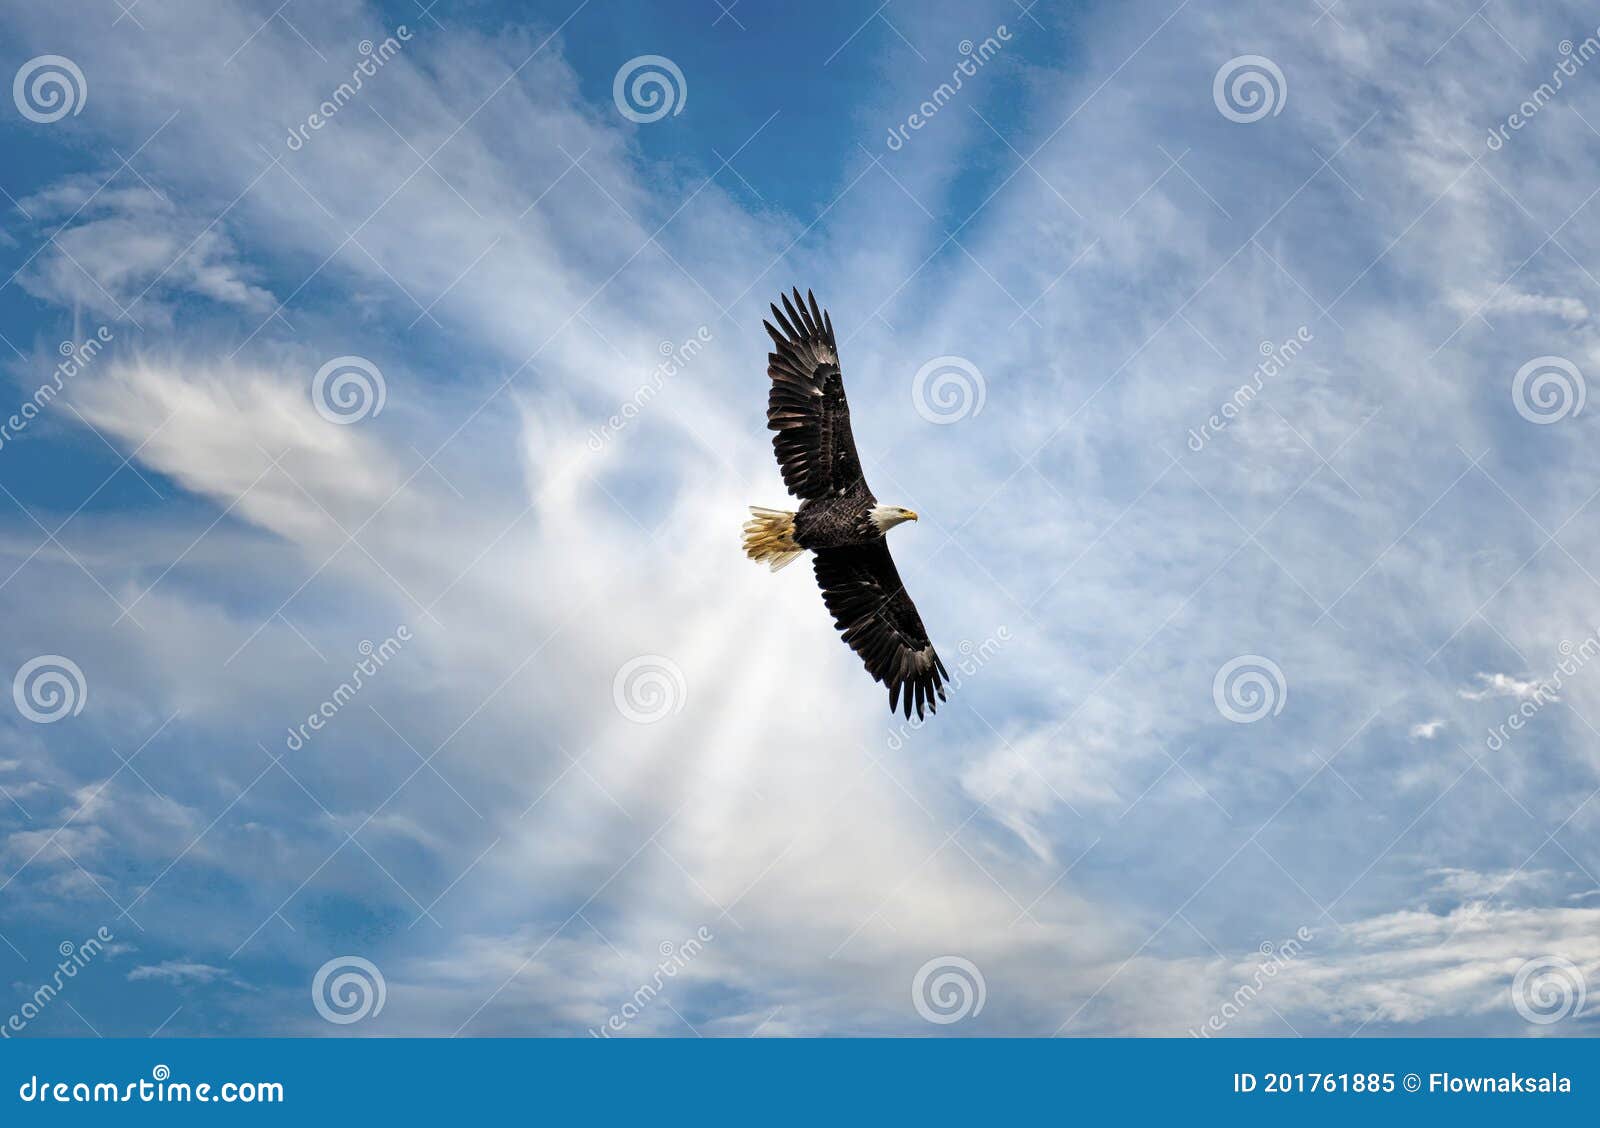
[1,1038,1596,1123]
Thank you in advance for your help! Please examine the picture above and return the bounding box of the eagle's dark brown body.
[793,485,879,549]
[744,289,950,720]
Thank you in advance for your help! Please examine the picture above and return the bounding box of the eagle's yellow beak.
[903,509,919,522]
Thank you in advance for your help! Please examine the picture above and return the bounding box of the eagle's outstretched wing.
[764,288,866,499]
[813,541,948,719]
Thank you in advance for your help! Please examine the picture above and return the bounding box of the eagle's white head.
[869,505,919,534]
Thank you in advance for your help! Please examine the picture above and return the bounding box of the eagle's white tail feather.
[743,507,803,571]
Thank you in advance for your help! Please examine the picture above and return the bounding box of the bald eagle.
[742,289,949,720]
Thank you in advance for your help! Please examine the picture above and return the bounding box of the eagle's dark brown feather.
[812,542,948,720]
[763,289,863,501]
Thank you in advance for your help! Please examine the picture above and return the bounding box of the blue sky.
[1,0,1599,1036]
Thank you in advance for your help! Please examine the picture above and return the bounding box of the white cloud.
[15,180,275,326]
[1447,288,1588,323]
[1459,672,1552,702]
[128,960,244,987]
